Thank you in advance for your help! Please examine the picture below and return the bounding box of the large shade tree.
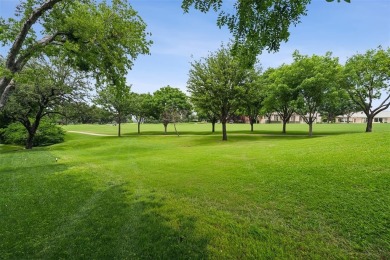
[187,45,251,141]
[344,47,390,132]
[0,0,151,109]
[3,57,89,149]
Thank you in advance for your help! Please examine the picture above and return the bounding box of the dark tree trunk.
[366,115,373,132]
[282,119,287,134]
[222,119,227,141]
[137,120,141,134]
[118,121,121,137]
[211,118,216,133]
[25,129,36,149]
[249,117,255,132]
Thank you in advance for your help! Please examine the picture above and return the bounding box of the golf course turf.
[1,123,389,259]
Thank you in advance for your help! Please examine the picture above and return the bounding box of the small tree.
[292,51,342,136]
[153,86,191,134]
[242,69,265,132]
[263,65,299,134]
[95,81,133,137]
[344,47,390,132]
[132,93,154,134]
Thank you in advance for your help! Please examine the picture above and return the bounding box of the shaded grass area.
[1,124,389,258]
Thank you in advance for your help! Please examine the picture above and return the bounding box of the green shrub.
[1,121,65,147]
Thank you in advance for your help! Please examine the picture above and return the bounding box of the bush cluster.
[0,121,65,147]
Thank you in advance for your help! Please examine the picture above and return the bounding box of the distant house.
[336,111,390,123]
[257,113,322,124]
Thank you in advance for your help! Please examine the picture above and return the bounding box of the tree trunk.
[118,121,121,137]
[137,120,141,134]
[366,115,373,132]
[163,123,168,134]
[0,78,14,110]
[211,118,216,133]
[250,121,254,132]
[25,130,36,149]
[308,122,313,137]
[222,119,227,141]
[282,119,287,134]
[173,123,179,136]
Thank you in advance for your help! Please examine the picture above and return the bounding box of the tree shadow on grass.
[0,172,209,259]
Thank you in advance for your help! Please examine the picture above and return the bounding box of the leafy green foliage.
[3,57,88,148]
[1,120,64,146]
[344,46,390,132]
[152,86,192,133]
[131,93,154,133]
[182,0,310,65]
[187,45,252,140]
[263,65,299,133]
[292,51,342,136]
[95,83,133,136]
[0,0,151,108]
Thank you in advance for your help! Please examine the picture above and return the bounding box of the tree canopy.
[182,0,350,65]
[0,0,151,109]
[153,86,191,134]
[187,45,252,140]
[3,57,89,149]
[344,47,390,132]
[292,51,342,136]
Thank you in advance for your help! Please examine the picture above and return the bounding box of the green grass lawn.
[1,123,389,259]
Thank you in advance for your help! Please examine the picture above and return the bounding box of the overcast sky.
[1,0,389,95]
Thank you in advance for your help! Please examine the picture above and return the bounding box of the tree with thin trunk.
[262,65,298,134]
[241,69,265,132]
[292,51,342,136]
[0,0,151,110]
[192,108,218,133]
[131,93,154,134]
[344,47,390,132]
[95,81,132,137]
[153,86,191,134]
[187,45,251,141]
[3,57,89,149]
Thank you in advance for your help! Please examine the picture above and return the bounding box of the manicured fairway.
[1,123,389,259]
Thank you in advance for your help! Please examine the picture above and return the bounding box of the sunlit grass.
[1,123,389,258]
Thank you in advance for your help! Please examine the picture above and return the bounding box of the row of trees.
[0,0,354,148]
[0,54,193,148]
[188,45,390,139]
[1,45,389,148]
